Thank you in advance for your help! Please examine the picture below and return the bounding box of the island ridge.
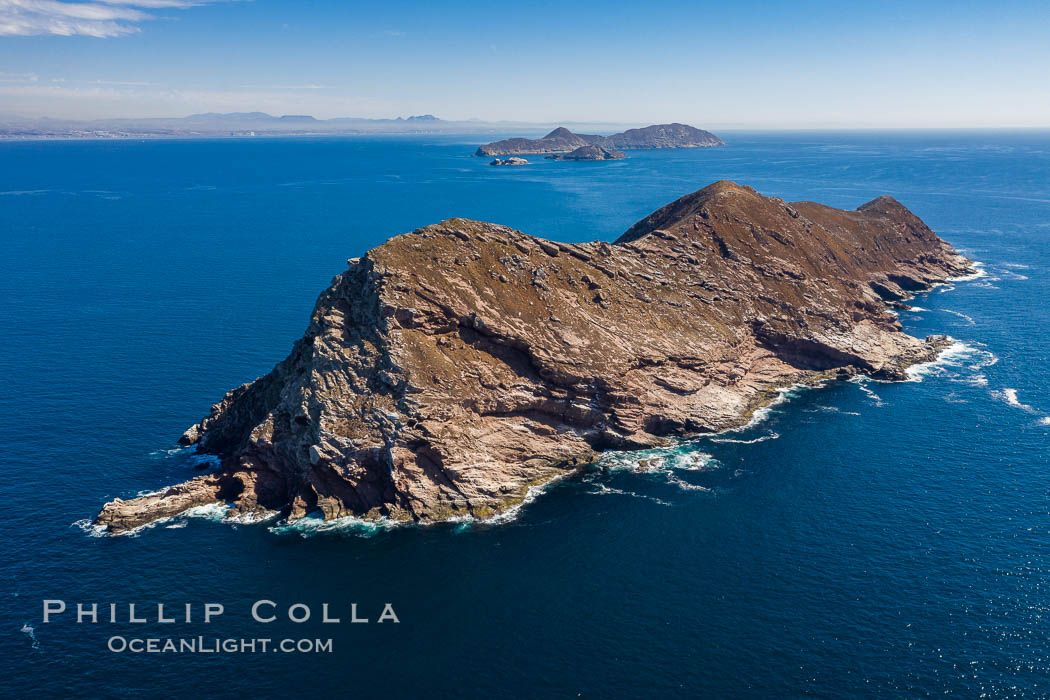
[95,181,972,533]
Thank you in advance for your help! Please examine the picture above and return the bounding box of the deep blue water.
[1,132,1048,698]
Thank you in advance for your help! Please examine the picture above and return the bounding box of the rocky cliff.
[95,181,972,533]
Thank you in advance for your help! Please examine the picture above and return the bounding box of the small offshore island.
[95,181,972,533]
[547,145,627,161]
[488,157,529,166]
[475,123,724,158]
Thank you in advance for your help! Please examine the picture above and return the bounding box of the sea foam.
[904,341,993,382]
[948,262,987,282]
[991,388,1036,413]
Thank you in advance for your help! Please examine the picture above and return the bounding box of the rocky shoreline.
[95,181,973,534]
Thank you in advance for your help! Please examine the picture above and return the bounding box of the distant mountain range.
[0,112,717,141]
[0,112,643,139]
[184,112,441,123]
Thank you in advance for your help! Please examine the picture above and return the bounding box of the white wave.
[1038,417,1050,426]
[850,377,885,406]
[147,446,221,470]
[269,471,572,535]
[664,474,712,493]
[596,446,718,473]
[84,516,170,538]
[904,306,928,312]
[969,351,999,370]
[738,382,821,429]
[21,624,40,650]
[965,373,989,387]
[1001,263,1030,270]
[587,484,672,505]
[991,388,1036,413]
[486,471,574,524]
[182,503,230,521]
[72,518,108,538]
[149,446,188,458]
[904,340,981,382]
[1,189,49,196]
[940,309,976,325]
[224,509,280,525]
[806,405,862,416]
[709,431,780,444]
[948,262,987,282]
[74,502,226,538]
[269,514,405,537]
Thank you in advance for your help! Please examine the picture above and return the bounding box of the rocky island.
[546,145,627,161]
[95,181,972,533]
[488,157,529,166]
[603,123,724,150]
[475,127,601,157]
[475,123,724,157]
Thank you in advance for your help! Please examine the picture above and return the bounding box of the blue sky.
[0,0,1048,127]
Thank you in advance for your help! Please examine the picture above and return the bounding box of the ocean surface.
[1,131,1048,698]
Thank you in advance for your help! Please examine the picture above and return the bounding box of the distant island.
[94,181,972,533]
[475,123,724,157]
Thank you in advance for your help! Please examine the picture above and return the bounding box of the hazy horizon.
[1,0,1048,129]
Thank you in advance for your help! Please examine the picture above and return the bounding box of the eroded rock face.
[94,181,972,533]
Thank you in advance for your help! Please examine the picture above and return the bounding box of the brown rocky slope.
[95,181,972,533]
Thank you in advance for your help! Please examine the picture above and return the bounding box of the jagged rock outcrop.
[546,145,627,161]
[603,123,724,149]
[476,123,724,156]
[95,181,972,533]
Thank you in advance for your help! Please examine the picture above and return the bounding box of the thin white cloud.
[237,84,331,90]
[90,79,158,86]
[0,71,39,82]
[0,0,228,38]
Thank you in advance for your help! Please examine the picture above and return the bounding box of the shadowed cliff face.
[95,181,972,533]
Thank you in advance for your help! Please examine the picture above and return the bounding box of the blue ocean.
[1,131,1048,698]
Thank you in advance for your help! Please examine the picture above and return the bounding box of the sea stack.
[95,181,972,533]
